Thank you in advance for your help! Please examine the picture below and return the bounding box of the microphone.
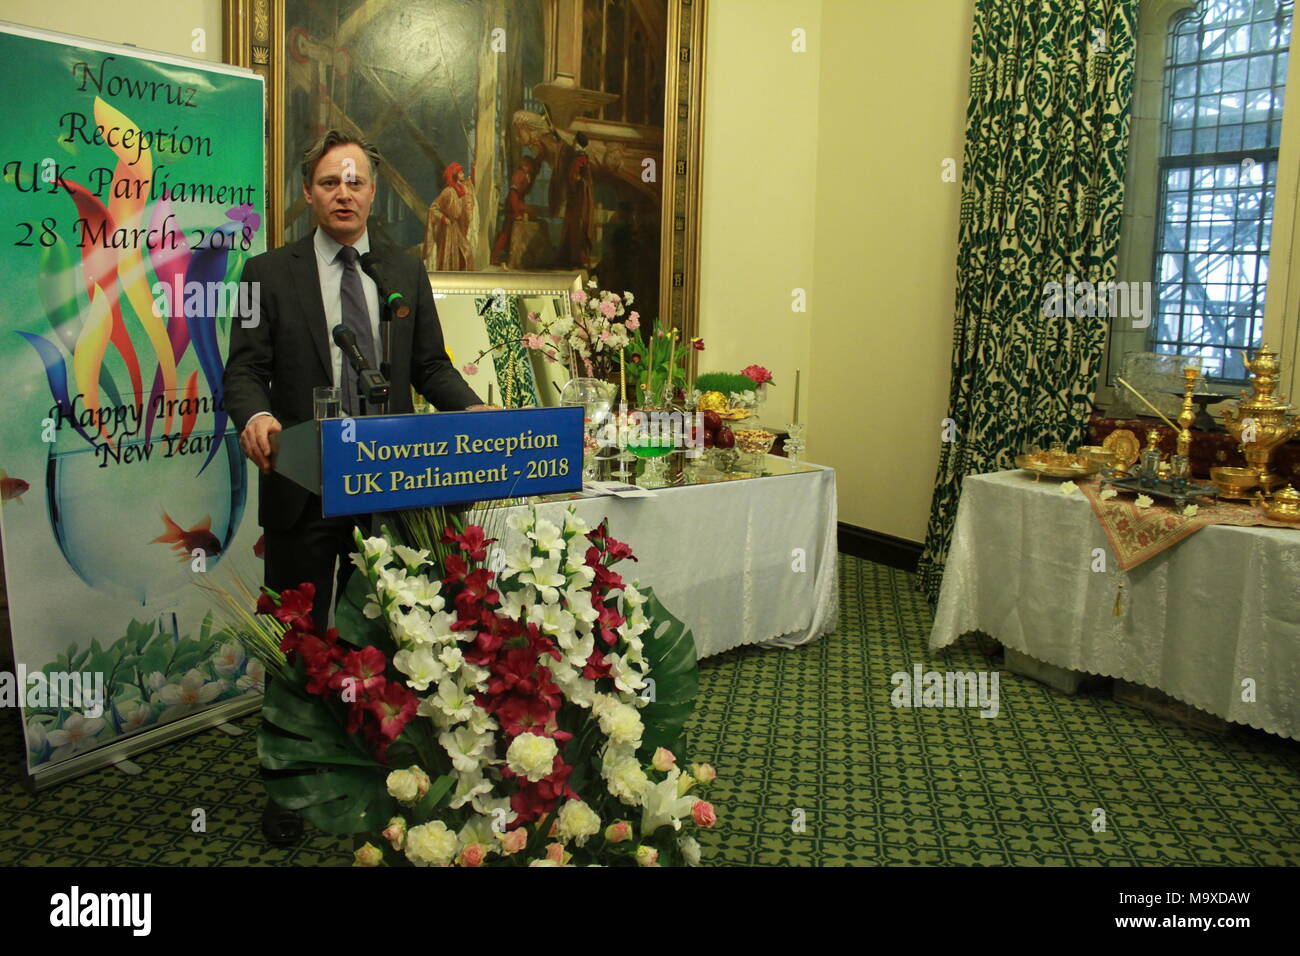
[332,324,390,409]
[332,324,371,371]
[358,251,411,319]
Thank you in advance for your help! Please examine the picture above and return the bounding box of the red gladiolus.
[330,646,389,697]
[259,582,316,633]
[604,536,637,563]
[582,650,612,680]
[367,681,420,743]
[442,553,469,585]
[443,525,497,562]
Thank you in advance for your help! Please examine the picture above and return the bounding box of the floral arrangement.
[622,319,703,405]
[524,278,640,381]
[240,506,715,866]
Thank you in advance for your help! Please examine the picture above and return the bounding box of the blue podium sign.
[319,406,584,517]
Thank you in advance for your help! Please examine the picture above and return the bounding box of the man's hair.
[301,129,382,185]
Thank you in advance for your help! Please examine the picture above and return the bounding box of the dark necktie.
[337,245,377,415]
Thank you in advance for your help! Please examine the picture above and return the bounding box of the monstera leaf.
[333,561,394,654]
[258,672,395,835]
[635,587,699,755]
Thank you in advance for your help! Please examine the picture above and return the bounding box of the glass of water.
[785,422,807,462]
[314,386,342,419]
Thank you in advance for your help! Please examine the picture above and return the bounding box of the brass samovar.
[1221,344,1297,492]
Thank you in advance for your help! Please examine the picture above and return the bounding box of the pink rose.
[740,364,773,386]
[635,845,659,866]
[692,800,717,827]
[498,829,528,855]
[605,820,632,844]
[353,842,383,867]
[652,748,677,772]
[691,762,717,784]
[462,364,478,376]
[459,842,488,867]
[599,300,617,318]
[381,816,407,851]
[571,290,588,303]
[625,315,640,331]
[629,311,640,323]
[545,842,570,864]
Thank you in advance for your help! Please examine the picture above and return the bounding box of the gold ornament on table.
[697,390,751,421]
[1101,428,1140,474]
[1221,343,1297,493]
[1254,484,1300,523]
[1015,441,1110,480]
[1176,365,1198,458]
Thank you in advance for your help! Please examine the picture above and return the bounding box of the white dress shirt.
[313,226,382,386]
[246,227,382,425]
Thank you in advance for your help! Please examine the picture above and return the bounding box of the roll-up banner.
[0,21,266,789]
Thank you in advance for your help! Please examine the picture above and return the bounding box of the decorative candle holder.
[785,422,807,463]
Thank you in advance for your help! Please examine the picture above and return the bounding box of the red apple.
[702,410,722,433]
[703,431,715,449]
[715,426,735,450]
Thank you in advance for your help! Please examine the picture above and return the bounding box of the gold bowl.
[1078,445,1117,468]
[1211,466,1259,499]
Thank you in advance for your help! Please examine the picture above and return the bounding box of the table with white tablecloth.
[929,470,1300,740]
[487,457,838,658]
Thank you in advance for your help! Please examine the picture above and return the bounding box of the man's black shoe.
[261,797,304,847]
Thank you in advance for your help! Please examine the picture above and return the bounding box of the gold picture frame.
[221,0,706,343]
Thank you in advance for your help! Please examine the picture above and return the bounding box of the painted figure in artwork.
[491,153,540,267]
[424,161,476,272]
[555,131,595,269]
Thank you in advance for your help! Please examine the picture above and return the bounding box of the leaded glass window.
[1152,0,1293,382]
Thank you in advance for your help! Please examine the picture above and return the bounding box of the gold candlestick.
[1176,365,1198,458]
[619,347,626,406]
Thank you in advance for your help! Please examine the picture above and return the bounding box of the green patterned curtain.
[917,0,1140,600]
[474,295,540,408]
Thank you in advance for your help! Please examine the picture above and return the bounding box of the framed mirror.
[427,270,583,410]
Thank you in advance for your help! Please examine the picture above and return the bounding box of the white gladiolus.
[441,726,495,773]
[520,553,567,604]
[641,770,696,835]
[392,645,445,691]
[449,768,493,809]
[529,518,565,554]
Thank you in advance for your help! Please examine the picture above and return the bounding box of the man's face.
[303,142,375,245]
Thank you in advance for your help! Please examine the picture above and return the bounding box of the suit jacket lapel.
[288,234,333,382]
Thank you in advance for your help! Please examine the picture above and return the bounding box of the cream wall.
[699,0,973,541]
[697,0,821,433]
[0,0,223,61]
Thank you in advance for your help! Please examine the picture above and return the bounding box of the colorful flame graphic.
[16,97,259,474]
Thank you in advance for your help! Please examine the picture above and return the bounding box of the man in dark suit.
[223,129,489,845]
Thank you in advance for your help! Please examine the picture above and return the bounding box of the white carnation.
[593,694,643,748]
[556,799,602,847]
[404,821,459,867]
[506,732,558,782]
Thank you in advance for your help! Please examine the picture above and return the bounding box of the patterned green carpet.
[2,554,1297,866]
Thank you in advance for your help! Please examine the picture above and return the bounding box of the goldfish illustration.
[253,533,265,559]
[153,512,223,563]
[0,470,30,504]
